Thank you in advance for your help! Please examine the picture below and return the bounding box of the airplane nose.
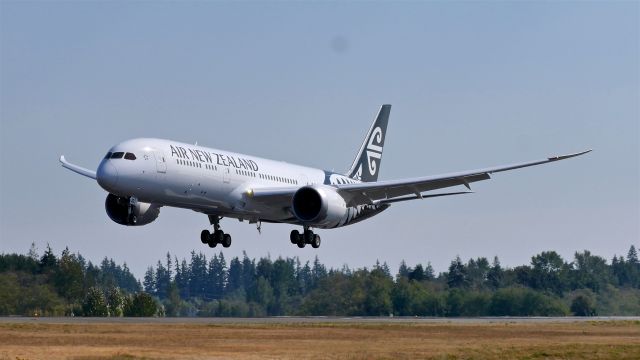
[97,161,119,190]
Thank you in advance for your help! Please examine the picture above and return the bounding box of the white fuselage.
[96,138,378,228]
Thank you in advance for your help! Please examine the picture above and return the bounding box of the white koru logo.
[366,127,383,175]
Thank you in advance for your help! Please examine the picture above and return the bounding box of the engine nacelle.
[105,193,160,226]
[291,185,347,227]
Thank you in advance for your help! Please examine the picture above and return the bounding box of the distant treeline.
[1,243,639,317]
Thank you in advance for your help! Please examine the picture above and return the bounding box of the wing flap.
[377,191,473,204]
[248,186,298,207]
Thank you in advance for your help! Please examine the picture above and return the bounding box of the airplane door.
[299,174,309,186]
[155,151,167,173]
[223,168,230,183]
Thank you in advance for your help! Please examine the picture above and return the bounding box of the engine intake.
[291,185,347,227]
[105,193,160,226]
[292,187,323,221]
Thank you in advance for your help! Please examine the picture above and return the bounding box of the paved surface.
[0,316,638,324]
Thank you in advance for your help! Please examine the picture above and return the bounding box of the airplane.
[60,105,591,249]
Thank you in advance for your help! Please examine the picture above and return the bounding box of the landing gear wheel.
[297,241,306,248]
[201,230,210,244]
[214,230,224,244]
[304,230,314,244]
[129,214,137,225]
[311,234,321,249]
[208,240,217,248]
[222,234,232,248]
[290,230,301,244]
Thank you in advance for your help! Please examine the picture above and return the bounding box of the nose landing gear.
[201,215,232,248]
[290,227,321,249]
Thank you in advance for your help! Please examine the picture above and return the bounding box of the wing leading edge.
[60,156,97,180]
[248,149,591,210]
[336,149,592,206]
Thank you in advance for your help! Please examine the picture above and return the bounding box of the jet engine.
[291,185,347,227]
[105,193,160,226]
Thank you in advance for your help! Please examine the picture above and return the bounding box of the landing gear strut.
[290,227,321,249]
[201,215,232,248]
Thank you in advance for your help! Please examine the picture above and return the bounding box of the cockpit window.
[124,152,136,160]
[104,152,112,159]
[111,152,124,159]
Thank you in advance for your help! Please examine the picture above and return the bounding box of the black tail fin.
[345,104,391,182]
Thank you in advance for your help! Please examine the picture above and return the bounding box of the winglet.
[548,149,592,162]
[60,155,97,180]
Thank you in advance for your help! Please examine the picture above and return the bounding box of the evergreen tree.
[40,244,57,271]
[207,254,226,300]
[381,262,392,279]
[54,247,84,304]
[486,256,503,289]
[241,252,256,292]
[365,267,393,315]
[397,260,410,281]
[447,256,469,288]
[467,257,490,289]
[175,258,190,299]
[297,261,313,295]
[626,245,640,287]
[269,258,297,315]
[165,282,182,316]
[155,260,169,299]
[424,262,435,280]
[409,264,425,282]
[311,256,327,287]
[27,242,38,261]
[627,245,638,264]
[217,253,227,295]
[143,267,156,295]
[226,257,243,294]
[189,251,208,299]
[119,263,141,293]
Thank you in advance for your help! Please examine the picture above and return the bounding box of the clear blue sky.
[1,2,638,279]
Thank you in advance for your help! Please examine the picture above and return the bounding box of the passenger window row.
[259,172,297,185]
[177,158,201,168]
[173,158,297,185]
[176,159,217,172]
[236,169,256,178]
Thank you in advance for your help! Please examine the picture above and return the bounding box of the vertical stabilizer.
[345,104,391,182]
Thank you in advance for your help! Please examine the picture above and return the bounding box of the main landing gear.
[201,215,231,248]
[290,227,321,249]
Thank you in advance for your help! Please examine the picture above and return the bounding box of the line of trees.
[1,244,639,317]
[0,244,158,316]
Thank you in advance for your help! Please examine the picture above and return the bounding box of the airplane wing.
[248,149,591,209]
[248,187,298,206]
[59,156,97,180]
[336,150,592,207]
